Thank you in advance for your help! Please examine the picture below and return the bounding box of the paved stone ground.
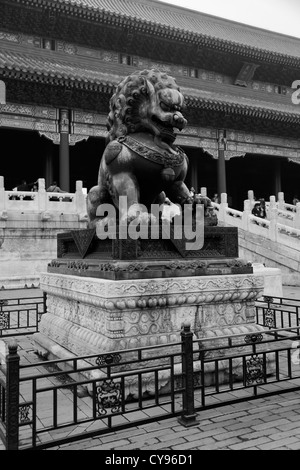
[54,391,300,450]
[1,285,300,451]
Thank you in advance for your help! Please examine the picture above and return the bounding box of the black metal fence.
[255,295,300,330]
[1,334,186,450]
[1,295,300,450]
[0,290,46,338]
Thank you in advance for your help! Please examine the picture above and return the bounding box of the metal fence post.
[43,291,47,314]
[178,321,198,427]
[6,340,20,450]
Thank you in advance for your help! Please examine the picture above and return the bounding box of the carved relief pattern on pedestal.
[47,294,108,334]
[214,302,247,326]
[123,309,173,336]
[37,270,267,363]
[40,273,264,312]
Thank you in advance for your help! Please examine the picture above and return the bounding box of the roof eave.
[2,67,300,123]
[13,0,300,68]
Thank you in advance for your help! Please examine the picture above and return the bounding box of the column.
[217,129,227,197]
[0,175,6,212]
[59,109,70,192]
[274,158,282,196]
[44,141,54,189]
[190,155,198,192]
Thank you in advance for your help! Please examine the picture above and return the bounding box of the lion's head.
[106,69,187,150]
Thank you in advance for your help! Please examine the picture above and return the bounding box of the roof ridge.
[51,0,300,42]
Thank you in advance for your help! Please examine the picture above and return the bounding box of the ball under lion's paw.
[121,204,157,225]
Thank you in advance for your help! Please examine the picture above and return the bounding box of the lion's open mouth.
[151,116,176,144]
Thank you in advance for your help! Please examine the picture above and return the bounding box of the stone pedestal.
[34,270,265,395]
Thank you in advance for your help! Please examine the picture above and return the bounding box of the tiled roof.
[183,85,300,122]
[1,46,299,122]
[0,48,121,88]
[49,0,300,60]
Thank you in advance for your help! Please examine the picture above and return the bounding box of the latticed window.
[119,54,132,66]
[0,80,6,104]
[42,38,56,51]
[189,68,198,78]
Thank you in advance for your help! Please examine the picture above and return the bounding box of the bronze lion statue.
[87,68,215,226]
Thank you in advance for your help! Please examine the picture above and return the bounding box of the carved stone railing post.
[248,190,255,209]
[218,192,228,221]
[37,178,47,213]
[269,195,276,210]
[242,199,251,231]
[5,340,20,450]
[268,198,278,242]
[268,195,277,221]
[178,322,198,427]
[75,180,88,221]
[278,192,285,210]
[0,176,6,213]
[294,202,300,230]
[200,187,207,197]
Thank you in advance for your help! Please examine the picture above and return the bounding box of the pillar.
[217,130,227,197]
[44,141,54,189]
[274,158,282,196]
[190,155,198,193]
[0,175,5,212]
[59,109,70,192]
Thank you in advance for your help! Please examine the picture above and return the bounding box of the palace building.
[1,0,300,209]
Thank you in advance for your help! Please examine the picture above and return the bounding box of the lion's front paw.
[121,204,157,225]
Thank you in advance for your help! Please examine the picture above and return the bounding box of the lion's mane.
[106,68,181,142]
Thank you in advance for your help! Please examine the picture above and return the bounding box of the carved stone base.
[34,271,265,396]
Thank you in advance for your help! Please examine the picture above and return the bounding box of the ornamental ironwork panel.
[263,308,276,328]
[0,311,9,330]
[263,296,274,303]
[19,403,32,424]
[261,296,276,328]
[244,354,265,386]
[244,333,263,344]
[95,379,122,416]
[96,353,122,367]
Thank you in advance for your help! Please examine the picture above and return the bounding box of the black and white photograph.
[0,0,300,454]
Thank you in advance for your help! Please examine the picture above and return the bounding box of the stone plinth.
[34,271,265,395]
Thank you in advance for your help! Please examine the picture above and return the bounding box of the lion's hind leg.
[87,184,112,228]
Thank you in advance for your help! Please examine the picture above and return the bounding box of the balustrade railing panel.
[0,292,46,338]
